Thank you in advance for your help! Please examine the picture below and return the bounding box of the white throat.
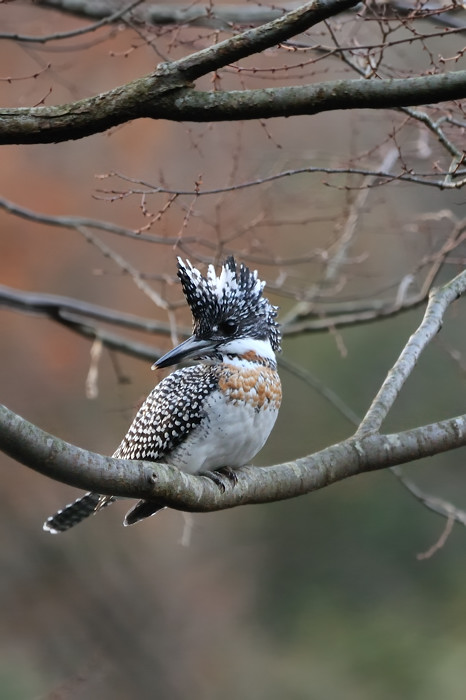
[219,337,276,363]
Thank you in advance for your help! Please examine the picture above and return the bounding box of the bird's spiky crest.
[177,256,281,351]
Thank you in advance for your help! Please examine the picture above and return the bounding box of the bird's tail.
[43,492,115,534]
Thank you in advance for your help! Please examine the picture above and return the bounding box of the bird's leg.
[201,466,238,492]
[217,466,239,485]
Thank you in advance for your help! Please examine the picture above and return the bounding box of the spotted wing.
[113,364,218,462]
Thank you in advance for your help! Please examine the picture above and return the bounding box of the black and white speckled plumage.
[178,256,281,353]
[113,365,219,462]
[43,256,281,534]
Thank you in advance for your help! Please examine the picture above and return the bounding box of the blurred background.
[1,3,466,699]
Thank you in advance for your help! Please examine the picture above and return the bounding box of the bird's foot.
[202,466,238,492]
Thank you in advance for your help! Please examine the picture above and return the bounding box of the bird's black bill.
[152,335,216,369]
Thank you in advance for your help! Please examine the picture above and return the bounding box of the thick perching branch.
[1,271,466,514]
[1,402,466,511]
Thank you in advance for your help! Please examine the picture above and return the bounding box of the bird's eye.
[219,319,238,336]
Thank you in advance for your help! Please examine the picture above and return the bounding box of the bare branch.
[1,0,359,144]
[1,402,466,511]
[0,1,143,43]
[0,284,175,334]
[4,0,466,145]
[35,1,466,33]
[357,269,466,436]
[1,270,466,516]
[74,225,169,310]
[281,355,466,528]
[170,0,359,81]
[2,70,466,145]
[391,466,466,527]
[0,285,175,362]
[0,195,206,246]
[36,0,358,31]
[321,147,399,287]
[2,205,462,355]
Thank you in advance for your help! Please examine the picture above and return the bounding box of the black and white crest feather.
[177,256,281,351]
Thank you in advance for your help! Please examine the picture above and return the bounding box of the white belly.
[167,390,279,474]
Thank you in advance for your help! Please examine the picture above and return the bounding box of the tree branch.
[4,0,466,145]
[0,0,360,144]
[1,70,465,145]
[0,284,174,335]
[1,270,466,514]
[158,72,466,120]
[1,402,466,511]
[0,0,143,43]
[35,0,466,33]
[0,284,172,362]
[357,268,466,435]
[36,0,360,32]
[1,209,461,360]
[0,276,444,364]
[170,0,359,81]
[0,194,202,246]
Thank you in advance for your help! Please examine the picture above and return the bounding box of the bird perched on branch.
[44,256,281,533]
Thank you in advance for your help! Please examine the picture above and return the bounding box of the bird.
[43,256,282,533]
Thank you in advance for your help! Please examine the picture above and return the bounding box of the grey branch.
[0,194,201,246]
[1,402,466,511]
[1,271,466,512]
[3,0,466,144]
[1,71,465,145]
[0,1,143,43]
[35,1,289,30]
[35,1,466,32]
[0,277,439,365]
[357,269,466,435]
[0,284,174,335]
[0,0,359,143]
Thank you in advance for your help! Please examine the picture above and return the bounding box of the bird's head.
[153,256,281,369]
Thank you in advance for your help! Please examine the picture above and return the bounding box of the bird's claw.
[202,466,238,492]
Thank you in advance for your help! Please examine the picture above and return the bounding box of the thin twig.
[75,224,169,310]
[0,1,143,43]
